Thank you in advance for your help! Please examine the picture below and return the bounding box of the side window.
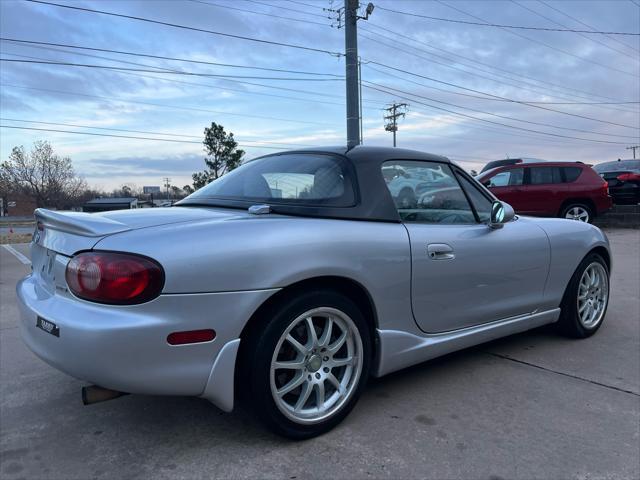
[457,173,493,223]
[381,161,476,224]
[529,167,562,185]
[562,167,582,183]
[484,168,523,187]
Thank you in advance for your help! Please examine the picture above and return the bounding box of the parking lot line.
[2,244,31,265]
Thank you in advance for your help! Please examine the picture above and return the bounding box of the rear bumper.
[608,185,640,204]
[17,274,277,409]
[595,195,614,215]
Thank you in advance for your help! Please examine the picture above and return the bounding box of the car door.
[481,166,526,212]
[517,166,566,215]
[382,160,550,333]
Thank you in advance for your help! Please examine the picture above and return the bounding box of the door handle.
[427,243,455,260]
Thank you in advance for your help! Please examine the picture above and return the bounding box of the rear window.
[594,160,640,173]
[562,167,582,183]
[188,153,356,206]
[529,167,562,185]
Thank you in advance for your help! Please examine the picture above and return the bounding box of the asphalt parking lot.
[1,230,638,480]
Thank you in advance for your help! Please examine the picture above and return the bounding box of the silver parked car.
[17,146,611,439]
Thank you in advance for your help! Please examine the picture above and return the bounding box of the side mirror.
[489,201,515,229]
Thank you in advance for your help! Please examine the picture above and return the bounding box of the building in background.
[0,193,37,217]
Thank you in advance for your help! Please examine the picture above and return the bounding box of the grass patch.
[1,234,32,245]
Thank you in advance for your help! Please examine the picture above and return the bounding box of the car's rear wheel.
[561,203,592,223]
[557,253,609,338]
[241,290,371,439]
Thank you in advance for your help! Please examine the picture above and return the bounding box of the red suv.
[477,162,612,223]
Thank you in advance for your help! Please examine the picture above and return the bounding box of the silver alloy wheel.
[269,307,363,425]
[577,262,609,329]
[565,206,590,222]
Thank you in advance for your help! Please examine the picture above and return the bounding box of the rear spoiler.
[35,209,131,237]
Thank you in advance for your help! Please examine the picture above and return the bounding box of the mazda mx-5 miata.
[17,146,611,438]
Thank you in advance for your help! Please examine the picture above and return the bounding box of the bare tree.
[0,141,87,208]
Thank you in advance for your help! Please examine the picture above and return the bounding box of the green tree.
[192,122,244,189]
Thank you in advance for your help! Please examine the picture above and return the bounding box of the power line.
[0,37,341,77]
[363,22,640,112]
[363,79,639,139]
[242,0,329,19]
[0,58,343,81]
[186,0,330,27]
[0,118,200,139]
[0,83,334,126]
[0,47,382,109]
[0,124,295,150]
[375,4,640,35]
[0,44,360,105]
[363,82,629,145]
[24,0,342,57]
[282,0,328,10]
[434,0,639,79]
[364,62,637,107]
[0,118,321,147]
[360,30,640,115]
[363,60,640,131]
[533,0,640,58]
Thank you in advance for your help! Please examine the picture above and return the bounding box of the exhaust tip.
[82,385,128,405]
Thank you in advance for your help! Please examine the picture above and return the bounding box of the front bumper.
[17,274,277,409]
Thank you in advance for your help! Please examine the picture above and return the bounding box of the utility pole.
[626,145,640,159]
[163,177,171,201]
[384,103,408,147]
[358,57,363,144]
[343,1,374,149]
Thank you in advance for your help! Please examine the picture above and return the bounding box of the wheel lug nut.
[323,356,329,361]
[323,367,329,373]
[308,375,311,380]
[315,373,321,379]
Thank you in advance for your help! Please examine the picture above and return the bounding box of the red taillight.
[167,329,216,345]
[65,252,164,305]
[617,173,640,182]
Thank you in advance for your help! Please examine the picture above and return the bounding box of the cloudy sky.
[0,0,638,191]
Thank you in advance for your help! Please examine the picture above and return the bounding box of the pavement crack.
[485,351,639,397]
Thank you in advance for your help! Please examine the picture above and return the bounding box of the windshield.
[186,153,356,207]
[594,160,640,173]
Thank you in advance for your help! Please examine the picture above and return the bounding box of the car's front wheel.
[241,290,371,439]
[557,253,610,338]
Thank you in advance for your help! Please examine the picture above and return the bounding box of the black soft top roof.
[177,146,451,222]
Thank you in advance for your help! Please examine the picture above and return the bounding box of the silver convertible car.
[17,146,611,439]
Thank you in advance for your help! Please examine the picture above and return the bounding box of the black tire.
[556,253,610,338]
[239,289,372,439]
[560,203,593,223]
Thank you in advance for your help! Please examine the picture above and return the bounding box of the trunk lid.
[34,206,247,256]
